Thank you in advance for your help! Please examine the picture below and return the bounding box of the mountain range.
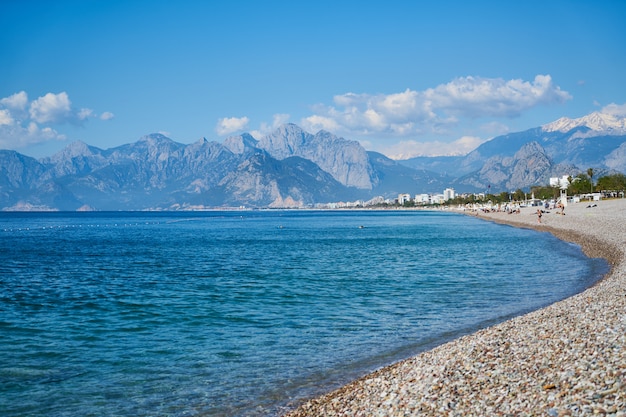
[399,111,626,191]
[1,111,625,210]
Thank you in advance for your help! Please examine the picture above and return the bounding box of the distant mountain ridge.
[256,124,375,189]
[399,111,626,191]
[542,111,626,134]
[1,111,625,210]
[0,125,447,210]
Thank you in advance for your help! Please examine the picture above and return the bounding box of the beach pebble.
[283,200,626,416]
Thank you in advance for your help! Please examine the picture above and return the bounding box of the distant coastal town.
[314,172,626,210]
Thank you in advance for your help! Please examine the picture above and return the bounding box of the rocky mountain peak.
[43,140,96,164]
[542,111,626,134]
[514,140,546,158]
[256,124,373,189]
[125,133,185,160]
[223,133,259,155]
[256,123,310,159]
[471,141,554,191]
[139,133,175,143]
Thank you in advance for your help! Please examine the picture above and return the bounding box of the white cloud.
[29,92,73,124]
[1,91,29,122]
[77,108,93,120]
[271,113,290,127]
[26,91,104,125]
[0,91,112,150]
[0,121,66,149]
[425,74,571,118]
[301,114,341,133]
[250,113,291,138]
[379,135,489,159]
[602,103,626,117]
[1,91,28,110]
[100,111,115,121]
[0,109,14,126]
[300,74,571,139]
[480,121,510,136]
[216,116,250,136]
[453,136,488,153]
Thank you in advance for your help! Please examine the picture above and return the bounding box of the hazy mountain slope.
[399,114,626,192]
[257,124,374,189]
[367,151,451,195]
[396,155,465,177]
[0,130,370,210]
[216,153,362,208]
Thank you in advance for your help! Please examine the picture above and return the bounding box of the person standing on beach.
[537,209,542,223]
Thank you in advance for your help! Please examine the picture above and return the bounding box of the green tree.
[513,189,525,201]
[568,173,591,195]
[596,173,626,192]
[531,185,554,200]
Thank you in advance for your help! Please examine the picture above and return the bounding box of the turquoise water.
[0,210,608,416]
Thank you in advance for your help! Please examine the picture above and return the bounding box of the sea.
[0,210,609,416]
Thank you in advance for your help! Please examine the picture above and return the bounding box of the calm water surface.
[0,210,608,416]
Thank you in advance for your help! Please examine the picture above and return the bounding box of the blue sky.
[2,0,625,159]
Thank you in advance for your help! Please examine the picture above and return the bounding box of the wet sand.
[283,199,626,416]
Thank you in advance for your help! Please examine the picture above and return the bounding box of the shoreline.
[283,199,626,416]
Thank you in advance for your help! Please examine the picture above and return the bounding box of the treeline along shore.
[282,199,626,416]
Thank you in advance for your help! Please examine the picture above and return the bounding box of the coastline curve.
[283,199,626,416]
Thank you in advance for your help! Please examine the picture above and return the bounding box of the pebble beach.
[283,199,626,417]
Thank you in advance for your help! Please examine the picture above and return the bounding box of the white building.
[415,194,430,204]
[444,188,455,201]
[550,175,571,206]
[398,193,412,204]
[431,194,446,204]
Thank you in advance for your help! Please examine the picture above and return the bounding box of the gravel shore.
[283,199,626,417]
